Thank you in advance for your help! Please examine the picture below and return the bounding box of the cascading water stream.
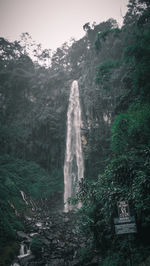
[64,80,84,212]
[20,191,28,205]
[17,243,30,259]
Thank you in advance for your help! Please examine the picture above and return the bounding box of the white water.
[17,243,30,259]
[11,244,30,265]
[36,222,42,227]
[20,191,28,205]
[64,80,84,212]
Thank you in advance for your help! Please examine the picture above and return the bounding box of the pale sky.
[0,0,128,51]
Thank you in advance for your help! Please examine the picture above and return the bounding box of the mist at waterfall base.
[64,80,84,212]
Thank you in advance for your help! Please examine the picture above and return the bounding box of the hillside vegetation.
[0,0,150,264]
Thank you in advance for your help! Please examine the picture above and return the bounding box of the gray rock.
[17,231,32,242]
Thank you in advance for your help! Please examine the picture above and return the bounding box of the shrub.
[30,236,44,257]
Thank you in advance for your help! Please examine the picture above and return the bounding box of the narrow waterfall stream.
[64,80,84,212]
[17,243,30,259]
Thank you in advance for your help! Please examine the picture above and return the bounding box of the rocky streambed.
[11,210,101,266]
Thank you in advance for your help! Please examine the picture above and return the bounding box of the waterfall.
[18,243,30,259]
[64,80,84,212]
[20,191,28,205]
[20,244,26,256]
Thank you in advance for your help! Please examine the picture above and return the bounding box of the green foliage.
[0,154,63,254]
[78,143,150,263]
[101,253,125,266]
[0,36,66,259]
[0,154,63,200]
[111,102,150,154]
[0,0,150,263]
[95,28,121,51]
[0,241,19,266]
[123,0,150,26]
[30,236,44,257]
[95,60,120,89]
[123,28,150,99]
[78,5,150,259]
[77,245,95,265]
[46,168,64,196]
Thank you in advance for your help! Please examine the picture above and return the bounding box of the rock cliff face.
[47,22,119,180]
[12,211,101,266]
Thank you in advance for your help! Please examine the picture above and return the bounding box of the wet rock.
[17,231,32,242]
[29,232,39,237]
[63,217,70,223]
[46,234,55,241]
[58,241,65,248]
[13,211,96,266]
[48,258,65,266]
[52,239,58,245]
[18,254,35,266]
[42,238,51,246]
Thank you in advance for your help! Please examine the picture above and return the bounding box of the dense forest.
[0,0,150,265]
